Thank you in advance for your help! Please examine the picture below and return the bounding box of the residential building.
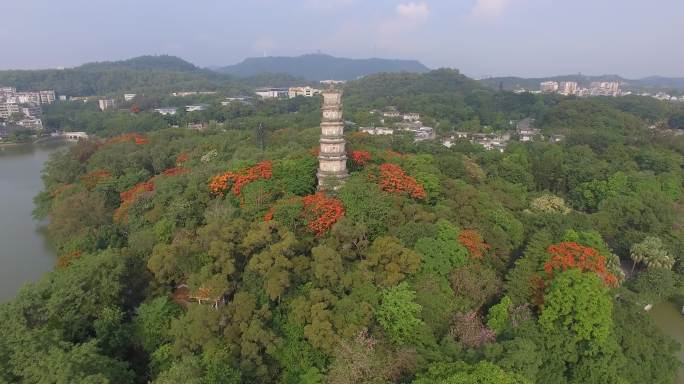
[98,99,116,111]
[540,81,559,93]
[186,104,207,112]
[124,93,137,101]
[414,126,435,141]
[516,118,540,142]
[403,113,421,122]
[288,86,321,98]
[154,107,177,116]
[58,95,68,101]
[171,91,217,97]
[590,81,620,96]
[255,88,288,99]
[0,103,20,119]
[320,80,346,86]
[360,126,394,135]
[187,123,207,131]
[21,105,42,118]
[16,118,43,130]
[559,81,578,95]
[39,90,56,104]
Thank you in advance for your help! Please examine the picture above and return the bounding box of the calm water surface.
[651,302,684,384]
[0,141,67,302]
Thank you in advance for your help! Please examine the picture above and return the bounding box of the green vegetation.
[1,69,683,383]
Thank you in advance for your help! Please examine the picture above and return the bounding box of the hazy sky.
[2,0,683,78]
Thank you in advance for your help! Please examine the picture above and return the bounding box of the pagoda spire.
[317,88,348,190]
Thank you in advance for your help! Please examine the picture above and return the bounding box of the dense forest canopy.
[1,68,684,383]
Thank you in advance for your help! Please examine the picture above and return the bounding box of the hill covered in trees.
[216,54,430,81]
[1,70,684,383]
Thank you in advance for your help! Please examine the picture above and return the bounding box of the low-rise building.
[124,93,137,101]
[359,126,394,135]
[171,91,217,97]
[98,99,115,111]
[154,107,178,116]
[288,86,321,98]
[255,88,289,99]
[516,118,540,142]
[187,122,207,131]
[186,104,208,112]
[403,113,421,122]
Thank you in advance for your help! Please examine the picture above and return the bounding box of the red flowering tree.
[114,180,156,222]
[176,152,189,165]
[209,160,273,197]
[302,192,345,236]
[105,133,149,146]
[377,163,426,200]
[543,242,618,287]
[351,150,372,166]
[458,229,490,260]
[130,104,141,114]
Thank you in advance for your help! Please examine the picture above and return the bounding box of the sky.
[2,0,683,78]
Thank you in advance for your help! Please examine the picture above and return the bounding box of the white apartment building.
[0,103,20,119]
[124,93,137,101]
[559,81,578,95]
[540,81,559,93]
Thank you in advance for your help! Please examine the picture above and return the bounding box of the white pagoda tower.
[317,88,348,189]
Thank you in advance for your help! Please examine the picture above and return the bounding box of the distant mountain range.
[215,54,430,81]
[480,74,684,93]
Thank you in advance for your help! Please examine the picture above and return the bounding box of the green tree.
[376,282,425,345]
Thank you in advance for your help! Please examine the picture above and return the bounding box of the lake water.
[0,140,66,302]
[651,302,684,384]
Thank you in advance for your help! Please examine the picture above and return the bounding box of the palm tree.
[630,236,674,273]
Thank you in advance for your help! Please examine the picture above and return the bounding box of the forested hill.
[0,55,237,96]
[76,55,199,72]
[480,74,684,93]
[216,53,430,81]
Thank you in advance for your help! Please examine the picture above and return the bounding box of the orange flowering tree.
[351,150,372,166]
[114,180,156,222]
[543,242,618,287]
[458,229,491,260]
[80,169,111,190]
[377,163,426,200]
[176,152,189,165]
[302,192,345,236]
[105,133,149,146]
[56,250,82,269]
[209,161,273,197]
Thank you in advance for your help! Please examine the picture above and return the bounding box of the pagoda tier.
[317,88,348,189]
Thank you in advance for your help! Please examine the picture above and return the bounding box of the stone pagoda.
[317,88,348,189]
